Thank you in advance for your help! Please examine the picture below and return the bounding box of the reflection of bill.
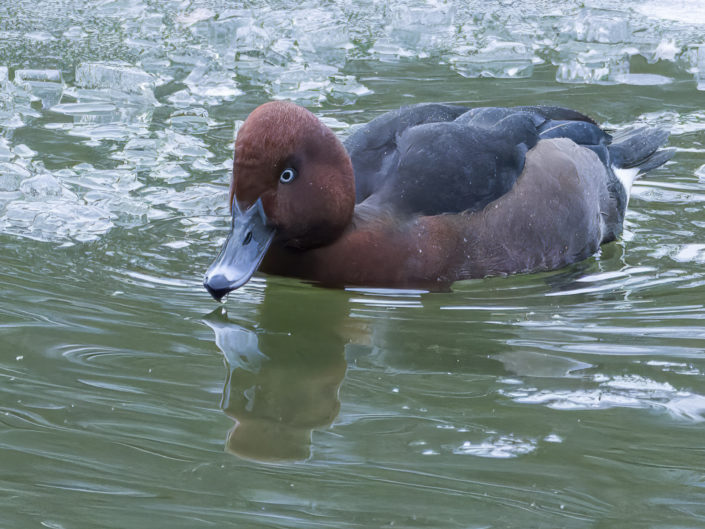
[203,286,349,461]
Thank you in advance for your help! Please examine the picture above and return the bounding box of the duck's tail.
[608,127,675,190]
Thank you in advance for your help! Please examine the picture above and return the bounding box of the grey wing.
[343,103,469,203]
[346,104,669,221]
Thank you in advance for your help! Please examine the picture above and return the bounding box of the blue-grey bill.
[203,198,275,301]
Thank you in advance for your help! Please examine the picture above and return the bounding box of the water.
[1,0,705,527]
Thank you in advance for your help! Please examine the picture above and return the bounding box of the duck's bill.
[203,198,275,301]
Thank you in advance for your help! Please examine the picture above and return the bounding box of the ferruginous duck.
[204,101,673,301]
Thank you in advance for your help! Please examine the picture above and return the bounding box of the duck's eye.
[279,168,297,184]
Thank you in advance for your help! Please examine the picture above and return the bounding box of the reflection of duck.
[203,286,349,461]
[204,101,673,300]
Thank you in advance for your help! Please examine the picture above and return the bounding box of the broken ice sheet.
[556,54,630,84]
[450,40,535,79]
[167,107,218,134]
[75,61,157,94]
[183,64,243,103]
[569,9,631,44]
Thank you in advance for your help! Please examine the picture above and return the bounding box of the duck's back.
[345,104,608,211]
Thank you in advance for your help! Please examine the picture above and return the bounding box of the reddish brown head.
[232,101,355,248]
[204,101,355,300]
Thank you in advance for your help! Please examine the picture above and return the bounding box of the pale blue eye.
[279,168,297,183]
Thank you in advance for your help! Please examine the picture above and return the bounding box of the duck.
[204,101,673,301]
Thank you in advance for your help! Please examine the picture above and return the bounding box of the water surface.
[1,1,704,527]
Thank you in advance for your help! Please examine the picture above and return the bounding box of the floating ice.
[15,70,64,108]
[13,144,37,158]
[75,61,156,95]
[51,102,118,115]
[156,130,213,160]
[612,73,673,86]
[0,138,12,162]
[19,173,67,200]
[268,63,371,105]
[673,244,705,263]
[570,9,631,44]
[114,138,160,168]
[637,0,705,25]
[652,39,680,63]
[151,162,189,182]
[386,4,456,53]
[544,434,563,443]
[63,26,87,40]
[452,435,536,458]
[1,200,114,242]
[504,373,705,421]
[176,7,215,27]
[0,80,38,127]
[0,162,31,191]
[183,64,243,103]
[450,40,535,79]
[697,164,705,182]
[684,45,705,90]
[292,8,351,66]
[556,54,629,84]
[25,30,55,42]
[50,65,157,143]
[167,108,217,134]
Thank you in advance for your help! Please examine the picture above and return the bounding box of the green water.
[1,1,705,527]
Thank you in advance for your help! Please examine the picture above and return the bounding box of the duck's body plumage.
[204,101,673,299]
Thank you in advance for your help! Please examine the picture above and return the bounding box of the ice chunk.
[294,8,350,65]
[167,89,199,108]
[25,30,55,42]
[183,65,243,102]
[452,435,536,458]
[652,39,680,63]
[114,138,160,168]
[49,80,155,143]
[2,200,114,242]
[189,11,261,53]
[570,9,630,44]
[14,144,37,158]
[268,62,338,103]
[0,67,8,83]
[82,190,148,225]
[451,40,534,79]
[61,165,142,193]
[556,54,629,84]
[63,26,87,40]
[14,69,63,109]
[167,107,216,134]
[637,0,705,25]
[176,7,215,27]
[75,61,156,95]
[327,75,373,105]
[0,162,31,191]
[191,158,228,173]
[612,73,673,86]
[151,162,189,182]
[368,39,417,62]
[157,130,213,160]
[387,4,456,53]
[697,164,705,183]
[19,173,64,200]
[685,45,705,90]
[0,138,12,162]
[14,70,61,83]
[51,102,117,115]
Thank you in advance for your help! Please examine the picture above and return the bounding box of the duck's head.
[204,101,355,301]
